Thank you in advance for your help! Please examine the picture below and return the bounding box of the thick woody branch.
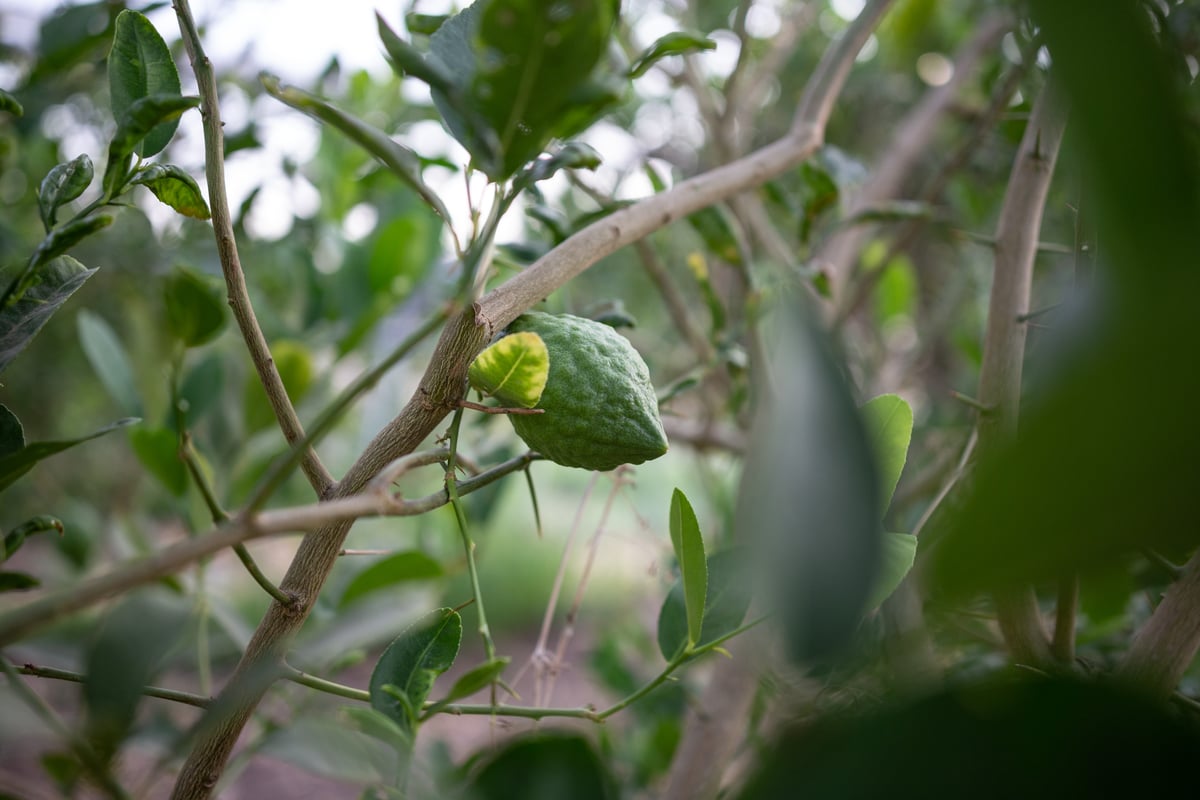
[975,85,1066,667]
[170,2,895,796]
[1119,550,1200,697]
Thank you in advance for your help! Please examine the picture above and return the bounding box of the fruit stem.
[445,401,497,661]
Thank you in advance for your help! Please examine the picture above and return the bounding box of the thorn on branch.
[951,391,995,415]
[458,399,545,415]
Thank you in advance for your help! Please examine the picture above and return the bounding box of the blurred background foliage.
[1,0,1199,797]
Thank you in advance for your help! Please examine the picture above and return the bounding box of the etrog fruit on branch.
[504,312,668,471]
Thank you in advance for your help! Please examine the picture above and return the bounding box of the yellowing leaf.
[468,331,549,409]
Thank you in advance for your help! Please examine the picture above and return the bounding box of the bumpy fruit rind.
[505,312,668,471]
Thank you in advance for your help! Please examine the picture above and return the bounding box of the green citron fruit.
[505,312,669,471]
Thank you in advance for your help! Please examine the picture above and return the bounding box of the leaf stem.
[283,664,371,703]
[444,403,495,661]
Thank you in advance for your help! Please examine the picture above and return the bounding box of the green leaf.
[435,656,510,705]
[77,310,140,415]
[0,88,23,116]
[163,266,226,347]
[342,706,411,753]
[3,515,62,562]
[668,489,708,650]
[471,0,618,178]
[866,533,917,609]
[83,593,184,764]
[369,608,462,734]
[38,154,94,229]
[242,340,314,432]
[467,733,617,800]
[0,405,23,459]
[339,551,444,608]
[736,307,881,663]
[405,12,449,36]
[657,548,753,661]
[107,10,184,157]
[0,572,39,592]
[103,94,200,197]
[629,31,717,78]
[687,205,742,265]
[260,73,453,226]
[468,331,550,408]
[860,394,913,511]
[257,718,398,785]
[0,256,96,375]
[513,141,602,194]
[377,14,459,94]
[367,210,439,296]
[0,417,137,494]
[130,164,210,220]
[31,215,114,270]
[128,426,187,496]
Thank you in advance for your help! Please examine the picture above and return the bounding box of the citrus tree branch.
[0,451,537,646]
[170,3,894,796]
[172,0,332,496]
[974,84,1066,666]
[1119,549,1200,697]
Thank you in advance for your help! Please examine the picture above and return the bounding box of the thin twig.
[11,661,212,708]
[0,659,132,799]
[173,0,331,496]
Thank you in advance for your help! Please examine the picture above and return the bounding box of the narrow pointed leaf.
[861,394,913,511]
[467,331,549,408]
[435,657,511,706]
[0,256,97,374]
[658,548,752,661]
[0,417,138,493]
[261,73,453,226]
[131,164,210,220]
[669,488,708,650]
[376,14,458,94]
[339,551,444,608]
[629,31,716,78]
[38,154,94,228]
[369,608,462,733]
[107,10,183,157]
[78,310,140,415]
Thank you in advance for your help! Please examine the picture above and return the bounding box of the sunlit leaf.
[131,164,210,220]
[468,331,549,409]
